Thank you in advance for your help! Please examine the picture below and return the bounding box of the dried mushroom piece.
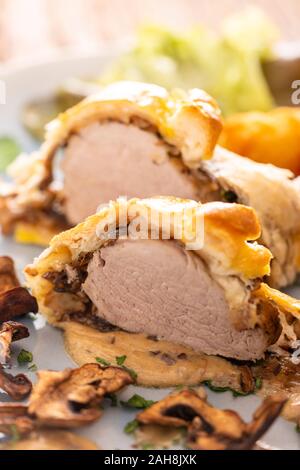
[137,389,285,450]
[0,321,30,363]
[0,367,32,400]
[0,257,20,293]
[138,389,208,428]
[0,256,38,323]
[28,363,133,428]
[0,404,34,436]
[187,396,285,450]
[0,287,38,323]
[252,356,300,425]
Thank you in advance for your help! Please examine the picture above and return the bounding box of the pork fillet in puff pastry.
[0,81,221,241]
[25,197,300,387]
[2,81,300,287]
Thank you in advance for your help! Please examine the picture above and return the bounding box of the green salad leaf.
[100,7,277,115]
[0,136,21,171]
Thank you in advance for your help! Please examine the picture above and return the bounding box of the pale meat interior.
[74,238,269,361]
[62,121,203,224]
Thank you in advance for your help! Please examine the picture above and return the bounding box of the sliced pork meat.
[62,122,201,225]
[82,239,269,361]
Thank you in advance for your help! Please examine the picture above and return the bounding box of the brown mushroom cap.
[28,364,133,428]
[0,403,34,436]
[0,287,38,323]
[0,368,32,400]
[0,321,30,363]
[137,389,286,450]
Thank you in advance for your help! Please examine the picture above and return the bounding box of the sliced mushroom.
[0,287,38,323]
[28,364,133,428]
[0,256,37,322]
[0,367,32,400]
[0,404,34,436]
[0,321,30,363]
[187,396,285,450]
[0,257,20,294]
[138,389,210,428]
[252,355,300,425]
[137,389,286,450]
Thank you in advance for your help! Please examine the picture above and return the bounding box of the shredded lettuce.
[101,8,277,115]
[0,136,21,171]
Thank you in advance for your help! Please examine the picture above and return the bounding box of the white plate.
[0,53,299,450]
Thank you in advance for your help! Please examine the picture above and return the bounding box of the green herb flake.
[175,384,184,391]
[0,137,21,171]
[17,349,33,365]
[123,366,138,381]
[107,393,118,407]
[28,363,38,372]
[95,357,111,367]
[121,394,156,410]
[27,312,38,321]
[116,355,127,366]
[255,377,263,390]
[10,424,21,443]
[124,419,139,434]
[141,443,153,450]
[204,381,251,397]
[203,381,230,393]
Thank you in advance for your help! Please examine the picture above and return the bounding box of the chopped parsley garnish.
[10,424,21,443]
[141,443,153,450]
[17,349,33,365]
[95,356,137,380]
[28,363,38,372]
[107,393,118,407]
[123,366,138,381]
[203,381,251,397]
[95,357,111,367]
[116,355,127,366]
[175,384,184,391]
[27,312,38,321]
[255,377,263,390]
[121,394,156,409]
[124,419,139,434]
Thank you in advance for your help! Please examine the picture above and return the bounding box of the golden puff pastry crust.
[201,146,300,287]
[0,82,222,241]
